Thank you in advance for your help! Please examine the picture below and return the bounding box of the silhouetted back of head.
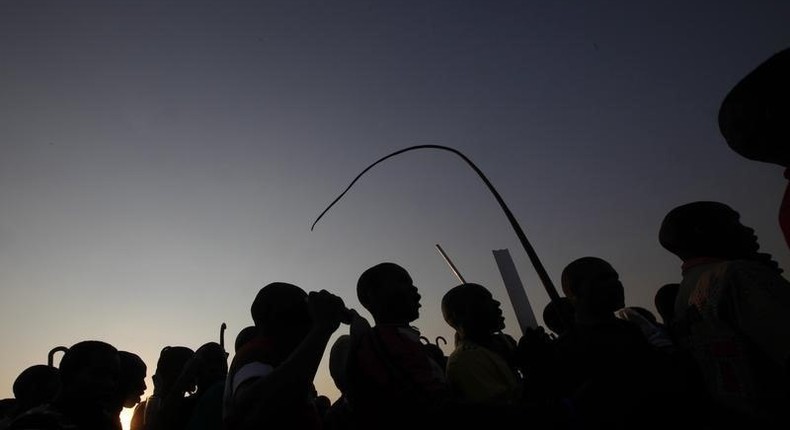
[718,47,790,167]
[58,340,120,409]
[329,334,351,392]
[357,262,420,324]
[234,326,258,353]
[542,297,575,336]
[154,346,194,394]
[654,283,679,325]
[441,283,505,339]
[659,201,760,261]
[13,364,61,408]
[193,342,228,389]
[251,282,310,336]
[561,257,625,317]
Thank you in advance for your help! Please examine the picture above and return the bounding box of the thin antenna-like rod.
[310,144,560,303]
[435,244,466,284]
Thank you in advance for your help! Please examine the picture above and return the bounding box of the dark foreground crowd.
[2,47,790,430]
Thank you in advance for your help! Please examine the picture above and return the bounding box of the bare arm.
[231,290,347,425]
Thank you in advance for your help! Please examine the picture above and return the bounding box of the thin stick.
[435,244,466,284]
[310,144,560,303]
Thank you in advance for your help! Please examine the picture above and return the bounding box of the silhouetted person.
[718,47,790,250]
[345,265,507,429]
[234,326,258,353]
[210,326,257,430]
[553,257,692,430]
[441,283,522,406]
[659,201,790,427]
[183,342,228,430]
[223,282,348,430]
[15,364,61,410]
[0,364,61,426]
[112,351,146,430]
[131,345,194,430]
[344,262,450,430]
[7,340,121,430]
[322,334,357,430]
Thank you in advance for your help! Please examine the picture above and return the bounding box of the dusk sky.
[2,1,790,426]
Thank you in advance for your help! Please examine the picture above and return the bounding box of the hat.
[718,47,790,166]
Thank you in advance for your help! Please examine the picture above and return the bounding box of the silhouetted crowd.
[2,48,790,430]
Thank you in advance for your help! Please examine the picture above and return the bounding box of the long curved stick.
[310,144,560,303]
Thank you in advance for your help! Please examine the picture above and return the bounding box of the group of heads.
[249,262,423,340]
[10,341,146,414]
[555,200,765,327]
[245,196,766,349]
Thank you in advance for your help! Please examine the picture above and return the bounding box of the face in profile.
[123,374,146,408]
[122,366,146,408]
[477,288,506,333]
[442,284,505,336]
[382,271,422,323]
[660,201,762,261]
[358,263,422,324]
[710,207,760,258]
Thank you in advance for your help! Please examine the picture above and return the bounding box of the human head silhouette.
[561,257,625,318]
[152,346,194,396]
[658,201,760,262]
[58,340,120,411]
[118,351,146,409]
[357,262,421,325]
[251,282,311,338]
[12,364,61,410]
[193,342,228,390]
[328,334,351,393]
[441,283,505,341]
[234,326,258,353]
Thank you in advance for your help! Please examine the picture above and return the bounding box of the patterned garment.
[345,325,449,429]
[674,259,790,426]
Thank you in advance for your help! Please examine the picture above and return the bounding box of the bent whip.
[310,144,560,303]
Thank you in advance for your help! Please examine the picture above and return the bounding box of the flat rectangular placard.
[493,248,538,335]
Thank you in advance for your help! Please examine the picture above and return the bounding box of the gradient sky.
[2,0,790,419]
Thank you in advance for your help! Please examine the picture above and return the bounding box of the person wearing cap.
[718,47,790,248]
[659,200,790,428]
